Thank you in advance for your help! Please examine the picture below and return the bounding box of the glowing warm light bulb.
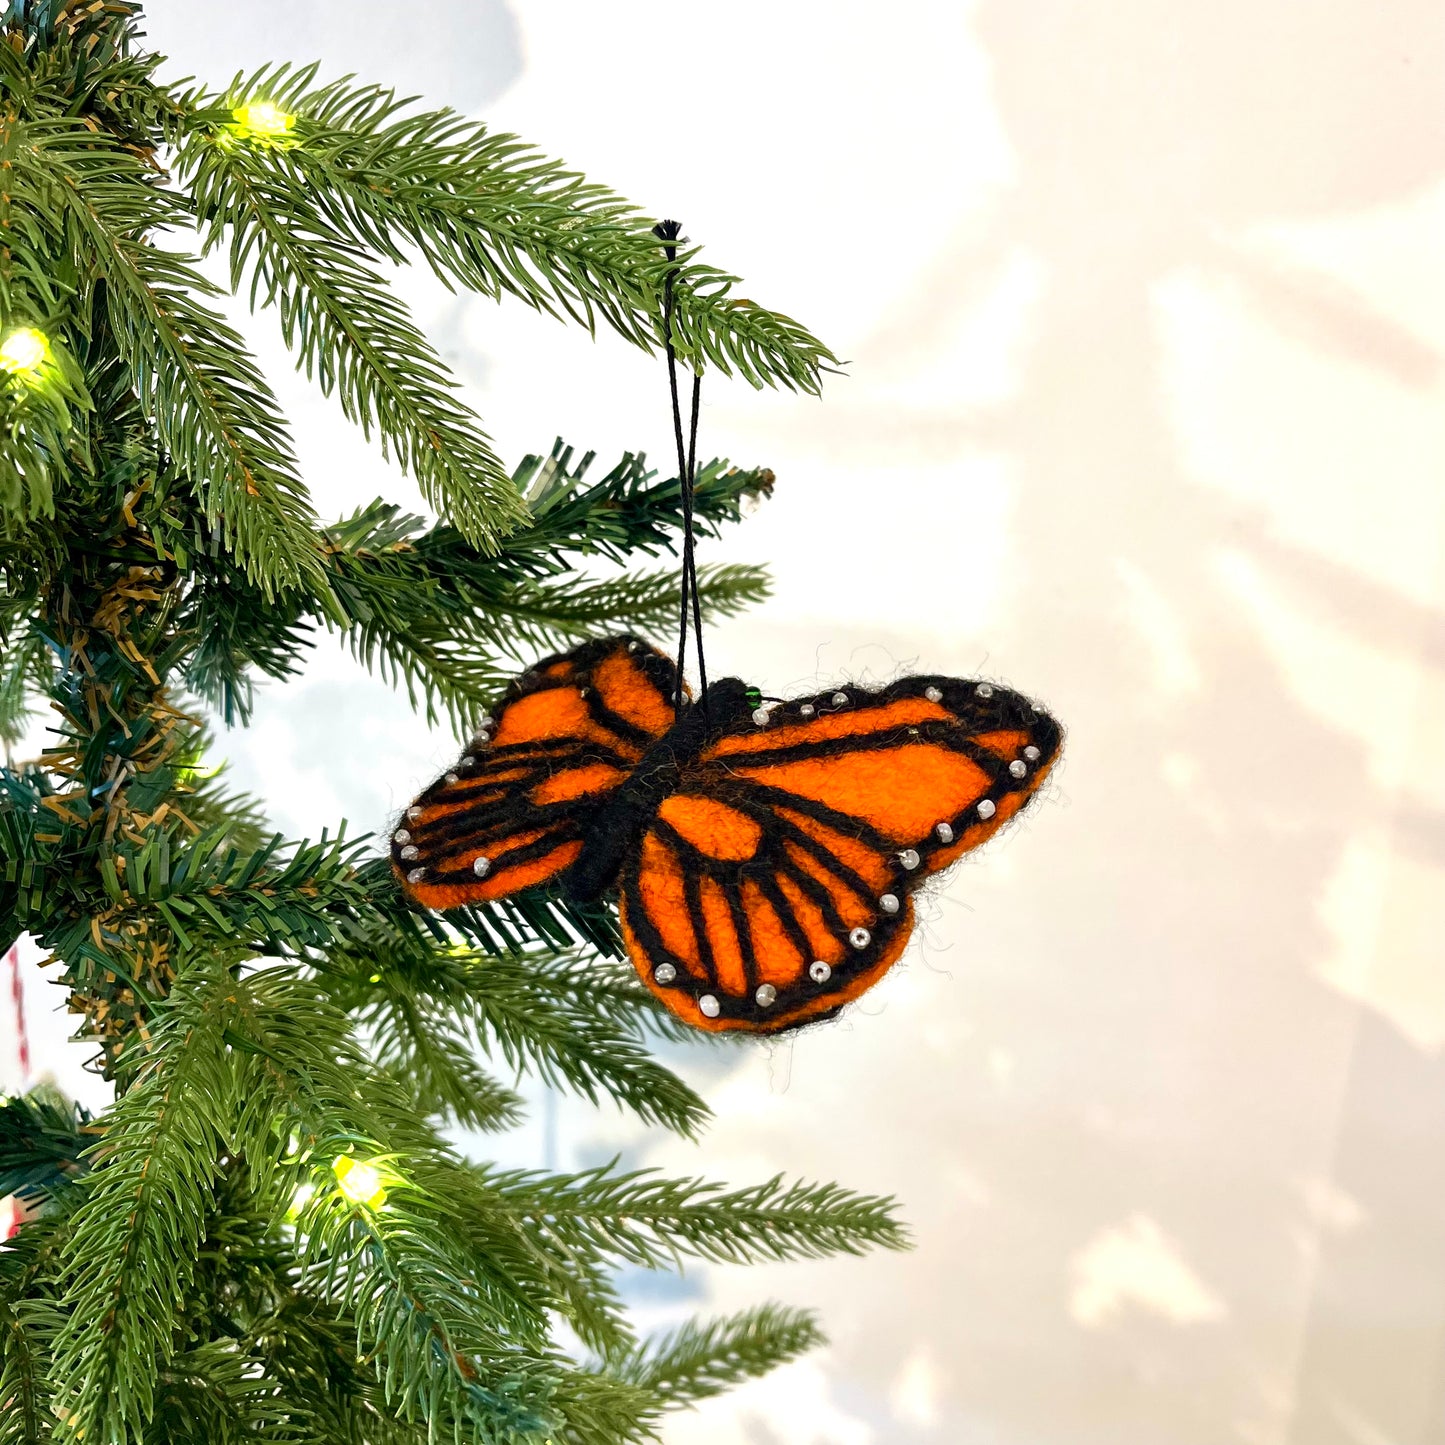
[332,1154,388,1208]
[232,100,295,140]
[0,327,50,378]
[287,1181,315,1220]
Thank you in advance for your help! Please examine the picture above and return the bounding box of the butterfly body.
[393,636,1062,1034]
[565,676,756,903]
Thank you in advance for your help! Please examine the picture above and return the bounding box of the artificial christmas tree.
[0,4,904,1440]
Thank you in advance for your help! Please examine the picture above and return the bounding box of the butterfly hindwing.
[619,675,1062,1033]
[392,636,679,910]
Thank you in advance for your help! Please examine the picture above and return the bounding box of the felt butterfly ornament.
[392,635,1062,1034]
[393,219,1063,1034]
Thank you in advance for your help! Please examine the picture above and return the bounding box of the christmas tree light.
[0,326,50,380]
[231,99,295,140]
[332,1153,389,1209]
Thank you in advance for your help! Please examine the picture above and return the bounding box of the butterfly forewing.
[392,636,679,910]
[620,675,1061,1033]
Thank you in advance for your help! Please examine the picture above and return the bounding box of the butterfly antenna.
[654,219,709,717]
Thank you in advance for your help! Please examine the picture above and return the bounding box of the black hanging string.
[654,220,709,715]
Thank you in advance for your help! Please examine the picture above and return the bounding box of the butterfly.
[392,635,1062,1034]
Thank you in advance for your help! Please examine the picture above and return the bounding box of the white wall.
[6,4,1445,1441]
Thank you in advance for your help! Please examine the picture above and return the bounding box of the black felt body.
[563,677,754,903]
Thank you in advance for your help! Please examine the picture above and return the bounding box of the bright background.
[6,4,1445,1441]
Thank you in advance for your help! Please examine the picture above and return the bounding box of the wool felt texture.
[393,635,1064,1034]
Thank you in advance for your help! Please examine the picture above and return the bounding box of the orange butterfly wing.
[618,676,1062,1033]
[392,636,679,910]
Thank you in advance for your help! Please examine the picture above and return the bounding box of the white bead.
[809,960,832,984]
[924,686,942,703]
[831,691,849,706]
[879,893,900,914]
[699,994,721,1018]
[444,772,459,784]
[407,806,422,821]
[473,731,491,748]
[799,703,816,718]
[654,962,677,985]
[472,856,491,877]
[627,640,641,652]
[977,799,996,820]
[849,927,871,950]
[399,845,419,861]
[406,867,426,884]
[898,848,920,870]
[1009,759,1027,778]
[936,822,955,844]
[1024,745,1041,761]
[975,683,994,698]
[394,829,411,844]
[755,984,777,1007]
[479,715,495,728]
[578,686,591,698]
[752,708,771,727]
[459,755,476,770]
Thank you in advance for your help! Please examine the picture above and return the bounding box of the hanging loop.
[654,220,708,716]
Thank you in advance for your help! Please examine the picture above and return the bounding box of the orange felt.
[473,841,584,899]
[436,825,548,872]
[529,762,626,805]
[543,661,572,678]
[783,840,872,929]
[622,896,711,1031]
[741,879,804,988]
[770,895,914,1030]
[592,651,675,736]
[416,771,531,824]
[399,838,582,910]
[636,833,701,971]
[774,872,844,965]
[490,687,642,759]
[699,878,747,995]
[922,755,1058,876]
[734,745,989,843]
[622,891,917,1035]
[971,729,1031,760]
[452,763,536,787]
[708,697,950,759]
[775,805,892,892]
[657,794,761,861]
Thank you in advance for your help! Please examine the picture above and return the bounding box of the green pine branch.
[217,964,649,1443]
[0,1216,68,1445]
[0,97,93,520]
[48,975,238,1443]
[369,1000,526,1133]
[327,938,712,1139]
[0,1086,91,1204]
[0,13,907,1441]
[188,133,528,555]
[172,67,837,393]
[174,444,772,730]
[508,442,776,577]
[0,621,52,746]
[12,111,332,600]
[481,1162,909,1273]
[606,1304,825,1409]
